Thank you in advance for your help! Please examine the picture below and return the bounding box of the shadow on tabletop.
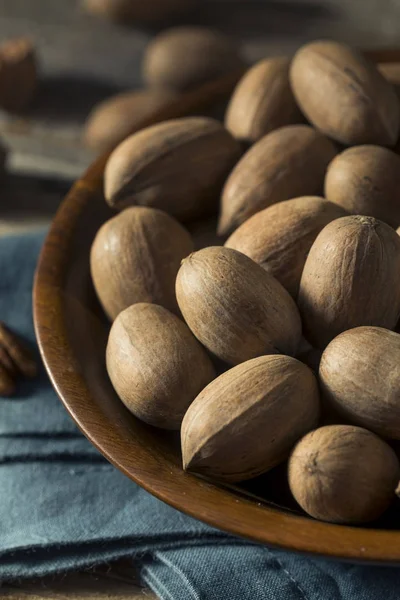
[131,0,340,37]
[29,75,125,124]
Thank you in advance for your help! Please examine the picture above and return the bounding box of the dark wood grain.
[1,559,146,599]
[34,53,400,565]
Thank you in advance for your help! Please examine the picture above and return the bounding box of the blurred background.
[0,0,400,239]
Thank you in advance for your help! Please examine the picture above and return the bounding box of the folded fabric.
[2,230,400,600]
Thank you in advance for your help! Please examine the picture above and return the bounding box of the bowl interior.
[33,172,400,564]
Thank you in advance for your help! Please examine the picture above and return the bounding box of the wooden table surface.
[1,562,151,599]
[1,0,400,597]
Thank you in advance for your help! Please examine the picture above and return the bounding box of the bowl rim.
[33,65,400,564]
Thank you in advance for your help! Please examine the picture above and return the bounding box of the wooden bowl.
[34,56,400,564]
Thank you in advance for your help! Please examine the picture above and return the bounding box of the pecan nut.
[0,321,38,396]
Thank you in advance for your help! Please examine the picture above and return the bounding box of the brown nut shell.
[288,425,400,523]
[0,37,37,112]
[182,355,319,482]
[225,196,346,297]
[225,57,303,146]
[319,327,400,439]
[107,303,215,429]
[218,125,337,235]
[83,89,176,153]
[90,206,193,320]
[290,40,399,146]
[298,215,400,349]
[324,145,400,229]
[325,145,400,227]
[175,246,302,365]
[143,27,244,91]
[104,117,241,222]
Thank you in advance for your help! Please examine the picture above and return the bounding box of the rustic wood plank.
[0,560,152,599]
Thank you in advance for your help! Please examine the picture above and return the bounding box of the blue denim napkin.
[2,230,400,599]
